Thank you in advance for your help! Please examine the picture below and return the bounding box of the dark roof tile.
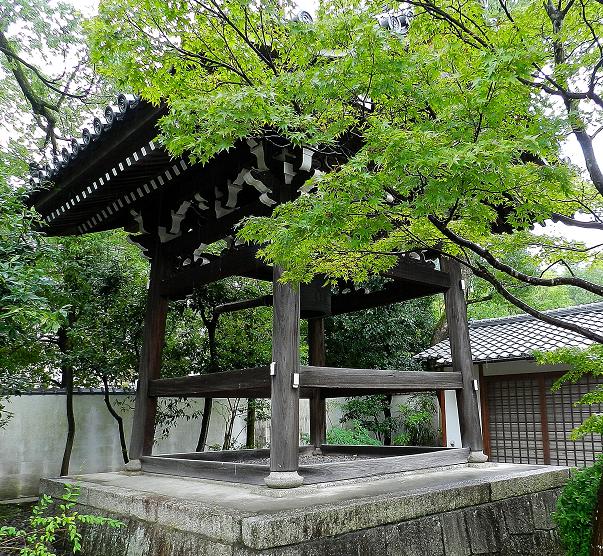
[416,302,603,365]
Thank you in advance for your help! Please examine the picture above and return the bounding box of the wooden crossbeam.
[149,366,271,398]
[300,366,463,391]
[328,259,451,316]
[330,282,444,315]
[160,246,272,298]
[383,260,451,289]
[214,295,273,315]
[212,285,330,319]
[149,366,462,399]
[165,201,272,259]
[140,446,471,484]
[161,242,450,304]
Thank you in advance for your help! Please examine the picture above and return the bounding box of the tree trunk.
[222,399,238,450]
[57,325,75,477]
[196,397,212,451]
[383,395,393,446]
[60,363,75,476]
[207,317,219,372]
[591,471,603,555]
[431,313,448,346]
[101,375,129,464]
[196,315,220,451]
[246,399,256,449]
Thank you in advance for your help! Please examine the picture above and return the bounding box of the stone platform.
[40,463,568,555]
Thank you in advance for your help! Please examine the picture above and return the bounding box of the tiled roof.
[28,94,141,194]
[416,302,603,365]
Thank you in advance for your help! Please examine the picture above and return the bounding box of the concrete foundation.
[40,463,568,555]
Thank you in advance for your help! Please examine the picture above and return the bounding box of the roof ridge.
[469,301,603,328]
[4,387,136,395]
[416,301,603,365]
[27,94,141,197]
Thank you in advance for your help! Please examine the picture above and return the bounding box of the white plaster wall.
[0,394,311,500]
[443,390,462,448]
[0,389,445,500]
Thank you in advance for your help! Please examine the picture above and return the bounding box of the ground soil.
[0,501,35,530]
[0,502,35,555]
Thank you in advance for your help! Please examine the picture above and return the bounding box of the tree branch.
[470,261,603,344]
[428,215,603,296]
[550,212,603,230]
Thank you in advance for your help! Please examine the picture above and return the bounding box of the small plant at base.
[553,456,602,556]
[326,422,382,446]
[0,483,122,555]
[300,432,311,445]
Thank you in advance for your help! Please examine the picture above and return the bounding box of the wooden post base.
[441,257,484,454]
[269,266,301,476]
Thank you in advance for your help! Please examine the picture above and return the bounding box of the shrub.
[338,395,397,444]
[395,394,439,446]
[326,422,382,446]
[553,456,602,556]
[0,483,122,555]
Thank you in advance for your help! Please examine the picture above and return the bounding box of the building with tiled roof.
[416,302,603,366]
[415,302,603,468]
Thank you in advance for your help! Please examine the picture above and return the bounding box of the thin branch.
[404,0,491,49]
[550,212,603,229]
[539,259,576,277]
[0,41,87,100]
[471,261,603,343]
[428,215,603,296]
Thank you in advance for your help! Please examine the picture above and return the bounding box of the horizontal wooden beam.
[149,366,271,398]
[165,201,273,259]
[140,446,470,484]
[160,246,271,298]
[330,282,444,315]
[383,260,450,289]
[214,295,273,315]
[149,366,462,399]
[300,366,463,391]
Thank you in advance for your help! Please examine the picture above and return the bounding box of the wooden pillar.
[128,248,169,464]
[537,375,551,465]
[440,257,486,462]
[265,265,303,488]
[308,318,327,451]
[478,364,491,457]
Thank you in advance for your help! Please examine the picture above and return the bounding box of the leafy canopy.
[88,0,598,285]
